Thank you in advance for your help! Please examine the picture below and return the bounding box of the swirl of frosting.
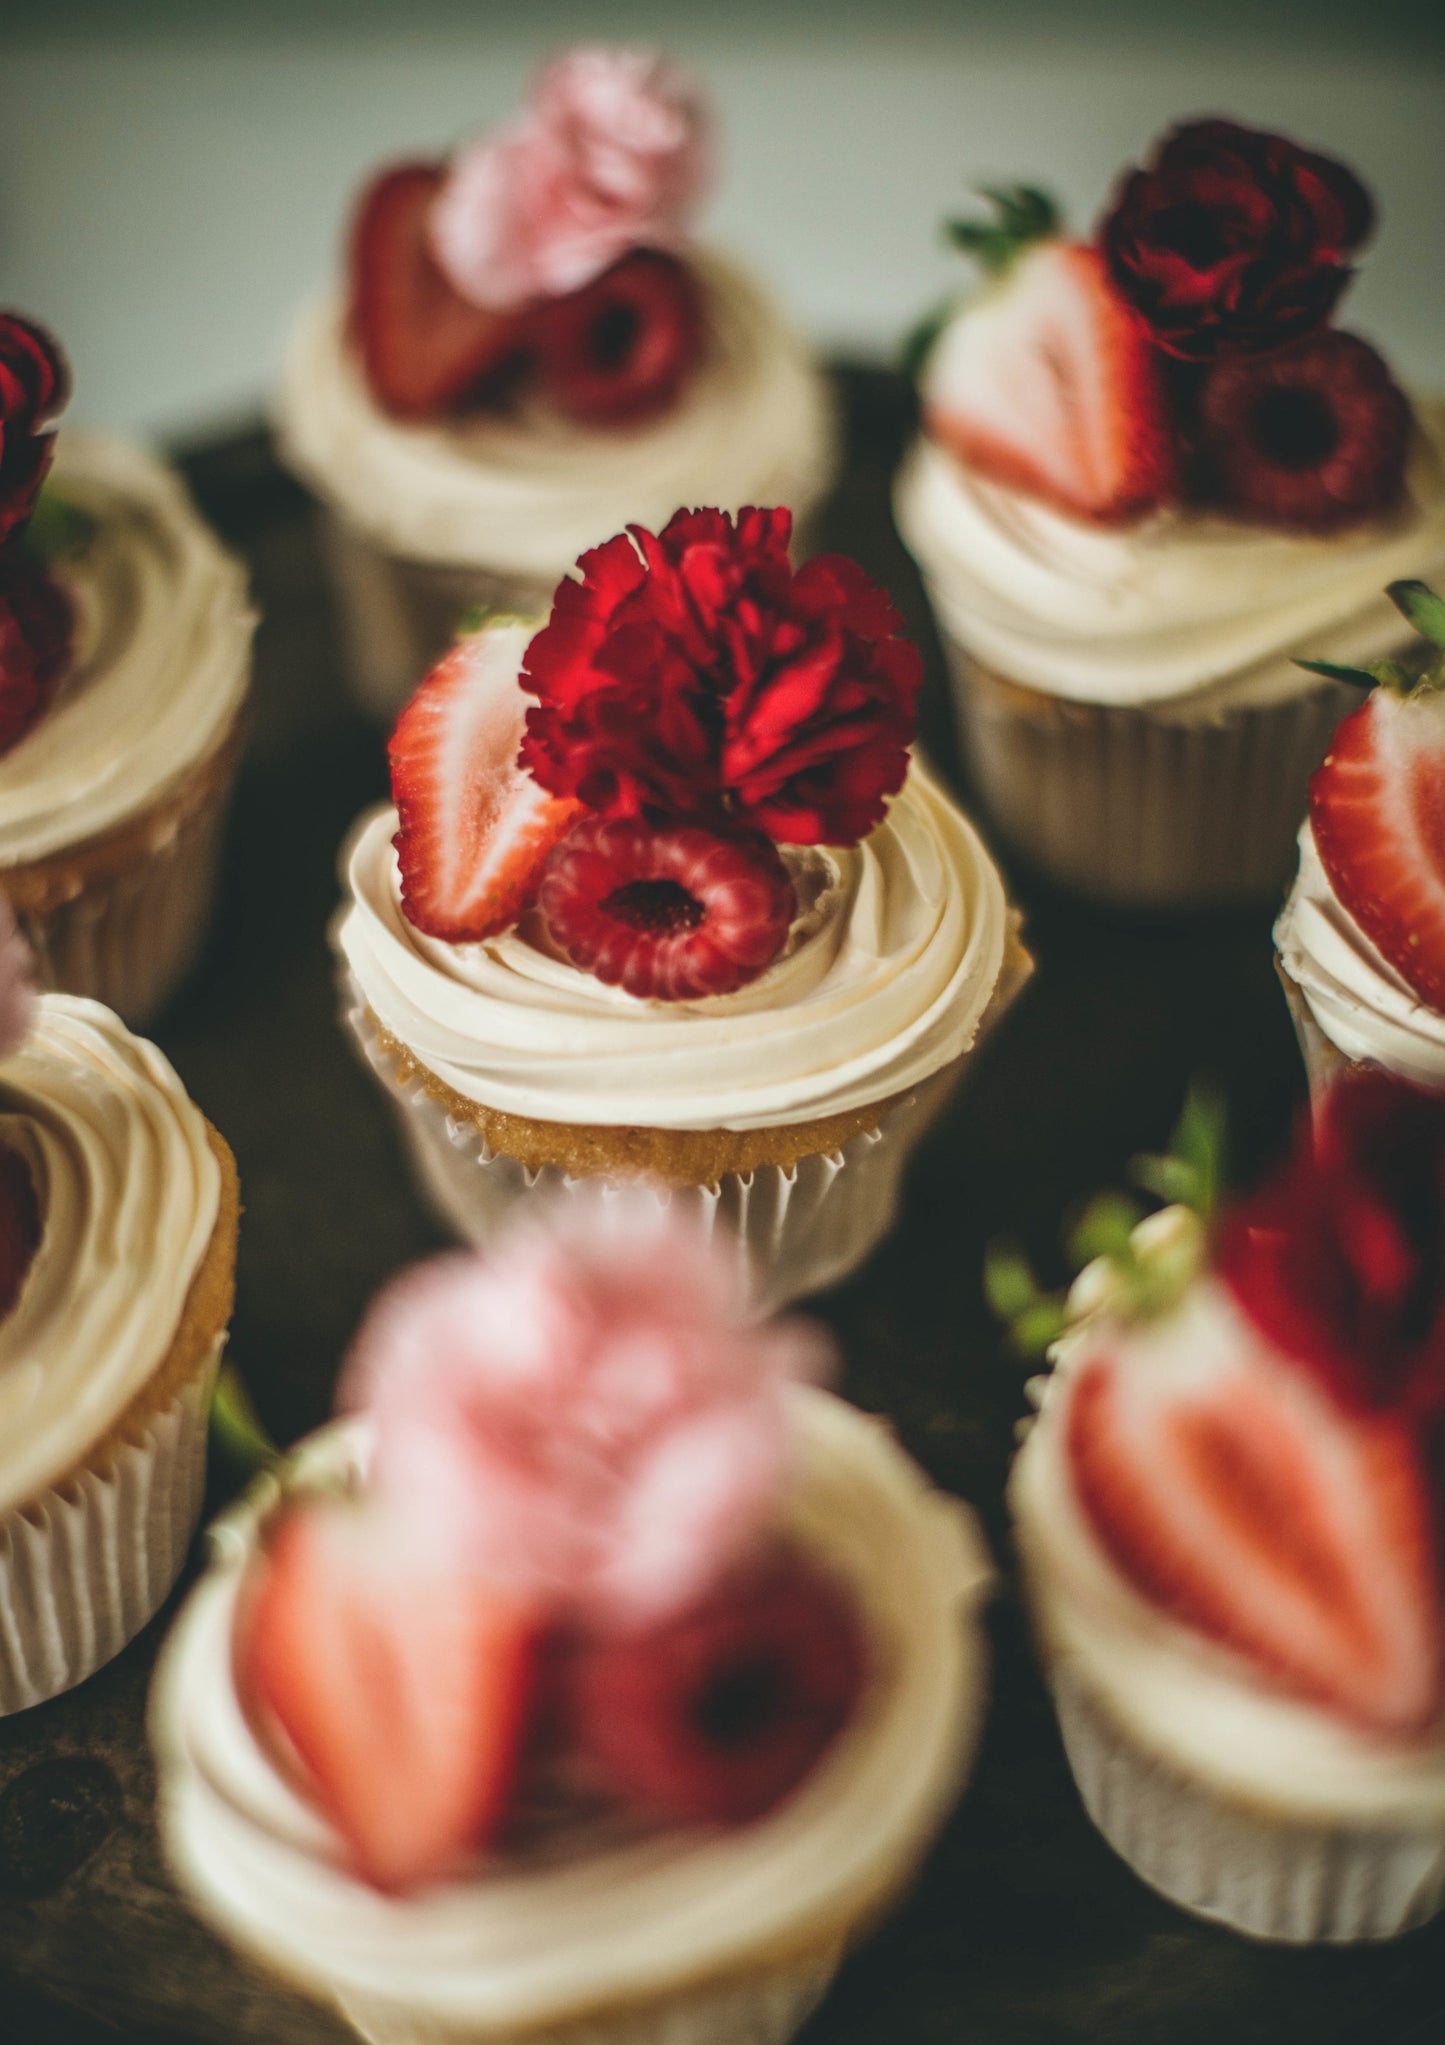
[334,764,1011,1133]
[0,434,254,868]
[0,994,221,1515]
[150,1387,991,2032]
[893,402,1445,710]
[1276,820,1445,1089]
[276,251,837,575]
[1010,1282,1445,1825]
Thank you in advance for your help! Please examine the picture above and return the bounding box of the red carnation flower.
[520,507,921,848]
[1100,120,1374,362]
[0,313,70,552]
[0,560,72,758]
[1218,1073,1445,1425]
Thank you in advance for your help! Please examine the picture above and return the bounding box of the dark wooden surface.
[1,369,1442,2045]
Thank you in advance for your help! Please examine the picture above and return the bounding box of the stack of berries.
[350,48,709,425]
[237,1207,866,1891]
[388,504,922,1001]
[920,120,1412,533]
[0,315,72,753]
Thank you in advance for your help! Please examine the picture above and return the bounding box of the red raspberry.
[565,1547,867,1825]
[538,815,795,1002]
[0,563,72,758]
[1194,330,1411,532]
[536,251,704,425]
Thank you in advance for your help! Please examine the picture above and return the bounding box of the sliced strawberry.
[390,621,581,943]
[923,240,1177,524]
[239,1497,538,1891]
[349,163,524,420]
[1310,686,1445,1013]
[1066,1338,1445,1735]
[0,1145,40,1322]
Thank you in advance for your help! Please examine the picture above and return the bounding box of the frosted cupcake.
[0,314,254,1022]
[333,508,1029,1308]
[894,123,1445,909]
[278,46,837,717]
[1006,1079,1445,1942]
[151,1199,992,2045]
[1276,578,1445,1107]
[0,916,239,1712]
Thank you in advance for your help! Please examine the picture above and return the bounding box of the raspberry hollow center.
[603,878,706,934]
[588,302,643,372]
[1154,201,1228,270]
[692,1655,788,1749]
[1249,386,1340,471]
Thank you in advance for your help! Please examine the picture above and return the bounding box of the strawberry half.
[390,621,581,944]
[923,240,1177,524]
[1309,683,1445,1013]
[349,163,523,420]
[1066,1336,1445,1735]
[239,1497,538,1891]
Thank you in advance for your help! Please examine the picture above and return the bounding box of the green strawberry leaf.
[982,1238,1042,1321]
[900,299,955,382]
[22,488,96,567]
[211,1362,280,1474]
[945,183,1062,276]
[1387,579,1445,651]
[1295,656,1410,692]
[1067,1191,1145,1270]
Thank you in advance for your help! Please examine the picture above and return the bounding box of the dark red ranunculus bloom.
[0,314,70,551]
[1100,120,1374,362]
[1219,1073,1445,1423]
[520,506,921,847]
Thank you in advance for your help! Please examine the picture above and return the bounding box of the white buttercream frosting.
[1010,1281,1445,1827]
[277,252,838,576]
[1276,820,1445,1089]
[0,435,254,868]
[0,994,221,1515]
[151,1387,992,2033]
[894,402,1445,711]
[333,763,1013,1134]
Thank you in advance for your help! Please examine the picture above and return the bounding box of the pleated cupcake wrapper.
[13,763,237,1029]
[1276,960,1369,1117]
[1053,1663,1445,1944]
[321,510,831,725]
[0,1338,222,1715]
[344,990,951,1312]
[335,1949,840,2045]
[937,632,1355,910]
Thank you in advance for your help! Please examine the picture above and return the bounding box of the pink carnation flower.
[430,46,708,313]
[0,893,35,1060]
[339,1199,830,1627]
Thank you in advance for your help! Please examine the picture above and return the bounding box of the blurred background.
[1,0,1442,441]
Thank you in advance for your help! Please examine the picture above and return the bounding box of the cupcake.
[332,507,1029,1308]
[1006,1078,1445,1942]
[278,46,838,718]
[0,314,254,1023]
[894,122,1445,909]
[151,1198,992,2045]
[1276,577,1445,1106]
[0,913,240,1713]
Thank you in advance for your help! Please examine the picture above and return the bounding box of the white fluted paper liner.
[1053,1662,1445,1943]
[0,1335,222,1715]
[13,751,239,1028]
[335,1952,839,2045]
[344,989,954,1312]
[938,636,1355,910]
